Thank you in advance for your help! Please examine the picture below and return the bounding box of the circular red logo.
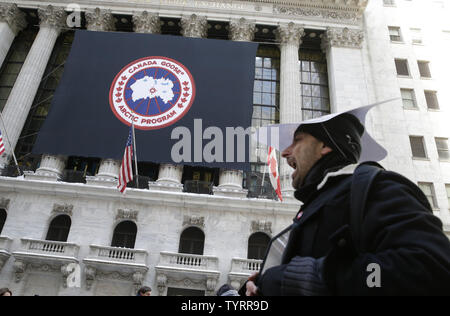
[109,56,195,130]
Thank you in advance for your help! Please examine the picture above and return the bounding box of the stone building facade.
[0,0,449,295]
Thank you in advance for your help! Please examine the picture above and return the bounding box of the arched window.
[46,215,71,242]
[111,221,137,249]
[179,227,205,255]
[248,232,270,260]
[0,208,7,234]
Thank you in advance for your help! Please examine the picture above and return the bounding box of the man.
[246,107,450,296]
[136,286,152,296]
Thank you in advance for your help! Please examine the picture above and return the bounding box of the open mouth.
[287,158,297,170]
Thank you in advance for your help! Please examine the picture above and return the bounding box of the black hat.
[295,113,364,163]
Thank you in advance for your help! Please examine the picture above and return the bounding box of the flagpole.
[260,162,266,196]
[131,121,139,188]
[0,111,21,176]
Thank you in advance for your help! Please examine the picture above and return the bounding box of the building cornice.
[0,177,299,216]
[5,0,367,27]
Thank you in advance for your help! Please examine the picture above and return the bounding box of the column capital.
[180,14,207,38]
[321,27,364,52]
[38,5,66,30]
[85,8,115,32]
[0,3,27,35]
[276,22,305,47]
[229,17,256,42]
[132,11,160,34]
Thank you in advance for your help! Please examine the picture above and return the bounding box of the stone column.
[213,18,256,198]
[32,154,67,181]
[132,11,160,34]
[85,8,115,32]
[83,9,118,186]
[180,14,207,38]
[276,23,305,198]
[0,3,27,68]
[1,5,66,169]
[321,27,366,113]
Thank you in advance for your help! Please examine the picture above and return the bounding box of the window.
[410,28,423,44]
[179,227,205,255]
[300,50,330,121]
[401,89,417,109]
[388,26,402,41]
[253,45,280,128]
[0,208,6,234]
[424,91,439,110]
[111,221,137,249]
[435,138,449,160]
[246,45,280,197]
[46,215,71,242]
[418,61,432,78]
[395,59,410,76]
[409,136,427,158]
[248,232,270,260]
[418,182,438,209]
[182,166,219,194]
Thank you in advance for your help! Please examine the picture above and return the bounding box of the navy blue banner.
[33,30,257,170]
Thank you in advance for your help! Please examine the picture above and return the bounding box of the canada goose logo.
[109,56,196,130]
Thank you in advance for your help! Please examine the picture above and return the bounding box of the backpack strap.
[350,161,384,252]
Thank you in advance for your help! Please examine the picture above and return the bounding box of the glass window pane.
[303,96,312,108]
[253,93,261,104]
[425,91,439,109]
[418,61,431,78]
[255,57,263,68]
[312,85,321,97]
[302,85,311,96]
[255,68,262,79]
[301,61,310,71]
[302,71,311,83]
[262,81,271,93]
[261,107,271,119]
[263,69,272,80]
[410,136,427,158]
[254,80,262,92]
[262,93,271,105]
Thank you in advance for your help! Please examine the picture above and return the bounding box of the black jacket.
[258,162,450,296]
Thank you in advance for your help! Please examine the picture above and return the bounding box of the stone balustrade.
[230,258,262,275]
[17,238,79,258]
[158,251,219,271]
[87,245,148,266]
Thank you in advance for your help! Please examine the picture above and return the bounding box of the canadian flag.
[267,146,283,201]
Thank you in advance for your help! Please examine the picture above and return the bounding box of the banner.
[33,30,258,170]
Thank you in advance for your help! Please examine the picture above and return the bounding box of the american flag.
[0,130,5,155]
[117,126,134,193]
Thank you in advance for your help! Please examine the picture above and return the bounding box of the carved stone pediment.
[183,215,205,229]
[52,203,73,217]
[251,220,272,235]
[116,209,139,221]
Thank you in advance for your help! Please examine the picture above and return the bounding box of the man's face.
[281,132,331,189]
